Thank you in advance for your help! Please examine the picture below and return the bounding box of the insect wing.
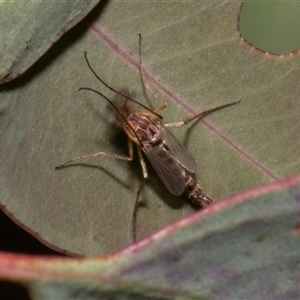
[143,144,186,196]
[163,127,197,173]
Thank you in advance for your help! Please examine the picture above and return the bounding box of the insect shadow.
[56,34,240,242]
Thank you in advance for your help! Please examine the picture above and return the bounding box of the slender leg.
[165,100,241,128]
[137,146,148,180]
[138,33,167,114]
[132,178,147,243]
[132,147,149,242]
[56,139,148,243]
[55,140,134,169]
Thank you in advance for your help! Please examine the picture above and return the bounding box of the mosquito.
[56,34,240,242]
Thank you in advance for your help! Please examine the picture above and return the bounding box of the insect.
[56,34,240,242]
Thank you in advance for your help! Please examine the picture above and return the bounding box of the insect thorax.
[126,112,162,146]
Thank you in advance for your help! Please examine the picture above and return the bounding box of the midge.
[56,34,240,241]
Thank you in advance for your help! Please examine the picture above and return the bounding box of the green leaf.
[0,0,100,82]
[0,175,299,299]
[0,1,300,256]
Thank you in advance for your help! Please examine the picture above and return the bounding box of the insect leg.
[165,100,241,128]
[55,139,134,169]
[138,33,167,114]
[132,146,148,242]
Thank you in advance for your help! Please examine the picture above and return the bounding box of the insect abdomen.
[184,171,214,208]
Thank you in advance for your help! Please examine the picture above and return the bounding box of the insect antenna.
[83,52,163,119]
[78,87,144,148]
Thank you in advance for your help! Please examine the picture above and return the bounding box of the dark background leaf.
[0,1,299,256]
[0,0,99,82]
[1,175,299,299]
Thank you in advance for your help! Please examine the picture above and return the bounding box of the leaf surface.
[0,175,299,299]
[0,1,299,255]
[0,0,99,82]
